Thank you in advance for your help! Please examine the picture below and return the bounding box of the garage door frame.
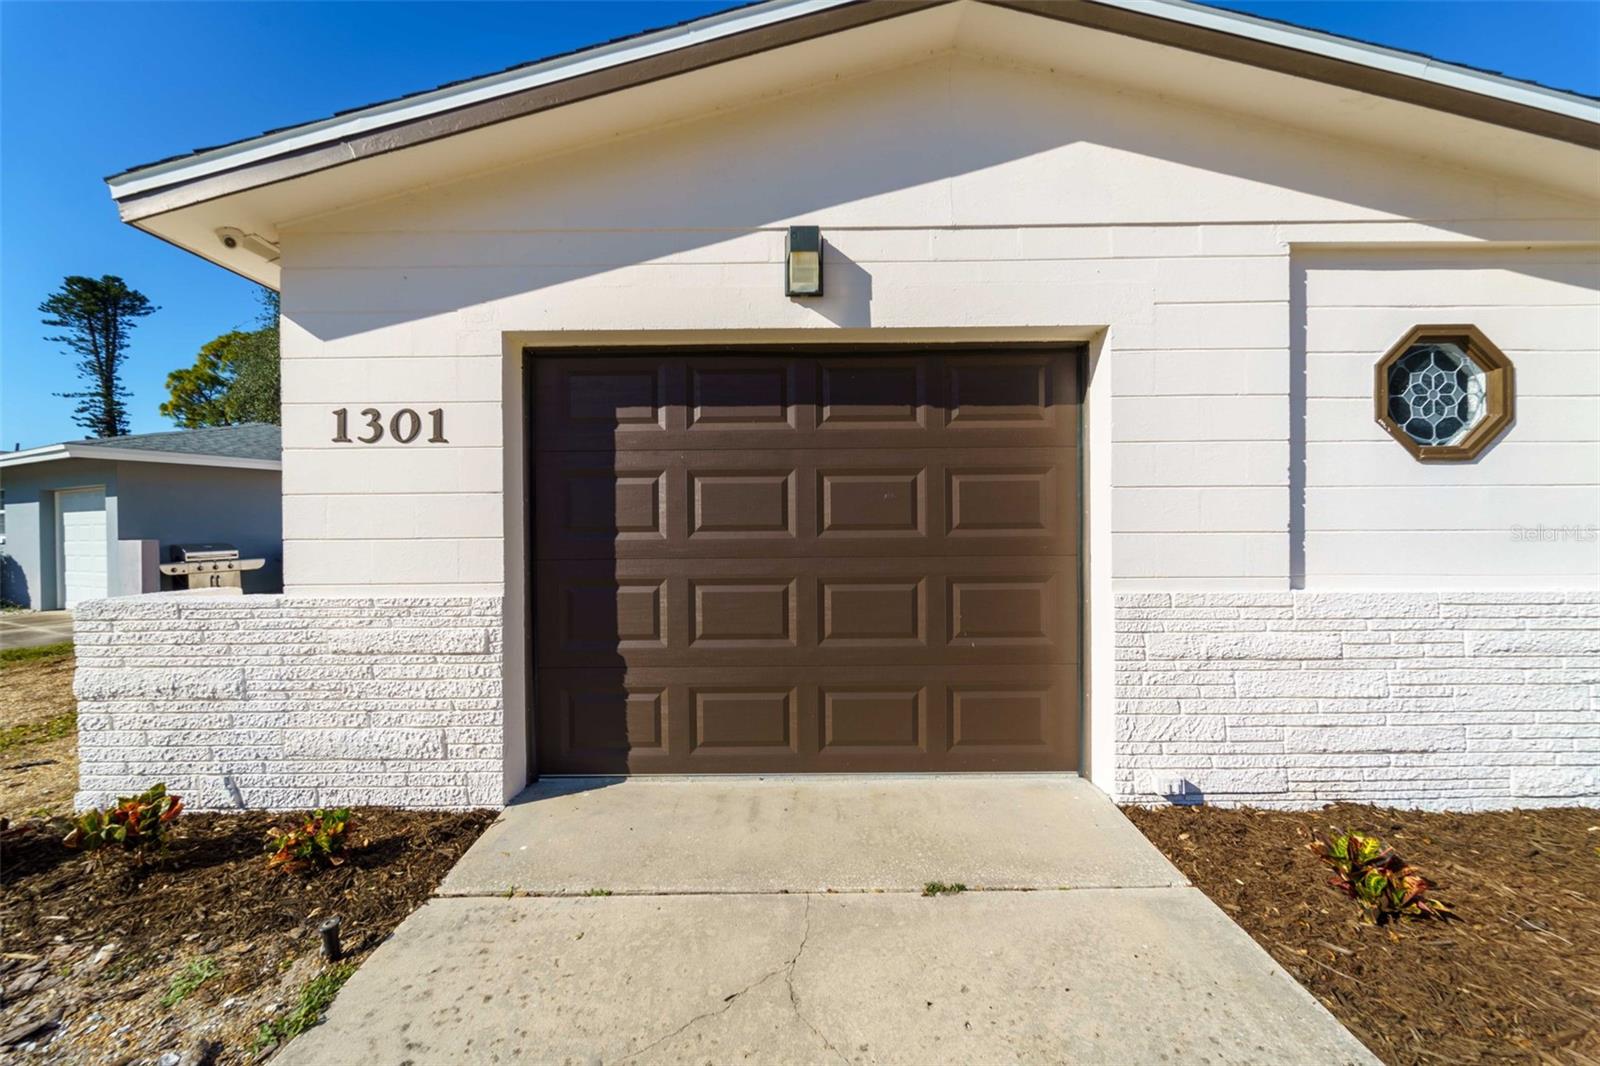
[522,342,1087,778]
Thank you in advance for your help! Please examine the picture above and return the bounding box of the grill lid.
[170,543,240,562]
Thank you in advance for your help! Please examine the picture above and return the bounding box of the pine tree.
[40,275,156,438]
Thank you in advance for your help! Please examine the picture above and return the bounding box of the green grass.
[922,881,968,897]
[161,958,220,1008]
[0,641,74,666]
[0,710,77,753]
[254,962,357,1050]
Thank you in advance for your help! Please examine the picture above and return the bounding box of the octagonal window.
[1386,342,1487,446]
[1374,325,1514,462]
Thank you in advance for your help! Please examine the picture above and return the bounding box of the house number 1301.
[331,408,449,444]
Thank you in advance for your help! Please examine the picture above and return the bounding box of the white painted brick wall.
[1115,591,1600,810]
[72,595,504,811]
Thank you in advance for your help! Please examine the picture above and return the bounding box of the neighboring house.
[78,0,1597,812]
[0,424,283,608]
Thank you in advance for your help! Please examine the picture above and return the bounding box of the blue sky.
[2,1,1596,450]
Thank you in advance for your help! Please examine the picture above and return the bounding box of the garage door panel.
[534,558,1077,668]
[538,359,678,439]
[536,353,1077,452]
[535,666,1078,773]
[818,358,928,428]
[691,578,797,646]
[690,687,797,752]
[690,469,797,539]
[561,468,668,542]
[532,349,1080,775]
[688,362,804,430]
[535,447,1077,559]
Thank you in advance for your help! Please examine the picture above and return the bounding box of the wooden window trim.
[1373,323,1515,462]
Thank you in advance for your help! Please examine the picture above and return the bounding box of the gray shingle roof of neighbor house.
[70,422,281,461]
[0,423,282,471]
[104,0,1600,212]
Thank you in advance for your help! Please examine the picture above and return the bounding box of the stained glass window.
[1385,341,1488,446]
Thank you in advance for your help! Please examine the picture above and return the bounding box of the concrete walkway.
[281,778,1378,1066]
[0,610,73,651]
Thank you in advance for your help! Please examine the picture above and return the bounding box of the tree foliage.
[229,289,281,425]
[161,288,281,427]
[40,275,156,438]
[161,331,251,428]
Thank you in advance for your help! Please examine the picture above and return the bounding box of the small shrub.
[922,881,967,897]
[253,962,356,1050]
[161,957,220,1007]
[266,808,352,873]
[1308,830,1453,924]
[64,784,183,854]
[582,888,613,897]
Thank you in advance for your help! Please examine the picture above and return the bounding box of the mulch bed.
[1125,804,1600,1066]
[0,807,495,1063]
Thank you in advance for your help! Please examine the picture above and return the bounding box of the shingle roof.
[71,423,282,462]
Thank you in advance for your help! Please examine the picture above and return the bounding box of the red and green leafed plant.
[265,808,353,873]
[1308,830,1453,924]
[63,783,183,853]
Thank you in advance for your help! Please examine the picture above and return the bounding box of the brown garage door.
[531,349,1080,774]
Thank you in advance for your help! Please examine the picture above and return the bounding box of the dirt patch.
[0,650,78,818]
[1,807,496,1063]
[1125,804,1600,1066]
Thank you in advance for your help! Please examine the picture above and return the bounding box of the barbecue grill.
[158,543,265,593]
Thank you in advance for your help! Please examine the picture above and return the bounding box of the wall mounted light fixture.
[785,225,822,297]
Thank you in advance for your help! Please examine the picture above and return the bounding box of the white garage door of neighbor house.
[58,487,108,609]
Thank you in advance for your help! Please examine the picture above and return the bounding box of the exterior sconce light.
[786,225,822,297]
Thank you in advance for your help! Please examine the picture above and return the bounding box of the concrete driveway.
[280,778,1377,1065]
[0,610,73,650]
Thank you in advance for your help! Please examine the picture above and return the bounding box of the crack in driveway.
[783,896,849,1065]
[616,895,847,1065]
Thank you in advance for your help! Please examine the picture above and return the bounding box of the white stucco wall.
[79,50,1599,809]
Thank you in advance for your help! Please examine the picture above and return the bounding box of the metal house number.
[331,408,448,445]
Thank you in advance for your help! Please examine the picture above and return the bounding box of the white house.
[78,0,1599,811]
[1,424,283,609]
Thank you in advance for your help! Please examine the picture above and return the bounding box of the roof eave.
[0,444,282,472]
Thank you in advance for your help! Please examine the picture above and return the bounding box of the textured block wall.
[1115,591,1600,809]
[73,595,504,810]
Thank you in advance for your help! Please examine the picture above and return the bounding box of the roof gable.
[107,0,1600,288]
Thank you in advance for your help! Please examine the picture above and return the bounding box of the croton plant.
[1309,829,1454,924]
[265,807,353,873]
[63,783,183,853]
